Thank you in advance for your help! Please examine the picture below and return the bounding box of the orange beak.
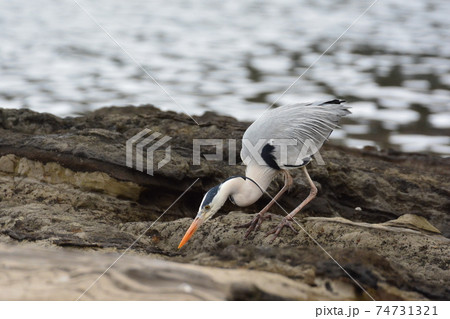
[178,217,201,249]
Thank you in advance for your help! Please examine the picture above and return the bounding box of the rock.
[0,105,449,300]
[0,243,348,301]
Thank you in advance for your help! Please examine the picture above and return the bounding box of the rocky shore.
[0,105,448,300]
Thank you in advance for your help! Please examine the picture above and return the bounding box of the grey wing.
[240,99,350,168]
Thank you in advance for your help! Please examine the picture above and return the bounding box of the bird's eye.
[204,205,211,210]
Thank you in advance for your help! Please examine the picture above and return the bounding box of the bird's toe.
[265,217,298,242]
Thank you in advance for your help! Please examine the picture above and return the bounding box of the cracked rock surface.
[0,106,449,300]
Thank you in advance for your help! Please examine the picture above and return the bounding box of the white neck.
[221,162,277,207]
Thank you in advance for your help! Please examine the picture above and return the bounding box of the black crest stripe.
[201,185,220,208]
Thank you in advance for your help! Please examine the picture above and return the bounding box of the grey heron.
[178,99,350,248]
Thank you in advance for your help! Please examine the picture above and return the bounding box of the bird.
[178,99,350,249]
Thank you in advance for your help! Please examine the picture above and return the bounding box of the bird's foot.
[234,212,272,238]
[265,216,298,243]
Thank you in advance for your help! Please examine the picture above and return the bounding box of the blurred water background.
[1,0,449,154]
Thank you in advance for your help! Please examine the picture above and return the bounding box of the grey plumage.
[240,100,350,169]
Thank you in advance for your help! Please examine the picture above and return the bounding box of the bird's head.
[178,183,229,249]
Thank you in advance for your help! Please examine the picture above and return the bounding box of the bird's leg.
[235,170,293,238]
[266,166,317,242]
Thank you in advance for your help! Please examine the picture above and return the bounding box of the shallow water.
[1,0,449,154]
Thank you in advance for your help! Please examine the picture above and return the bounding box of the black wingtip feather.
[320,99,345,105]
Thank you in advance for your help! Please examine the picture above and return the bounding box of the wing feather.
[241,100,350,166]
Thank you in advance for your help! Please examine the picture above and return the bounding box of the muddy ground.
[0,105,449,300]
